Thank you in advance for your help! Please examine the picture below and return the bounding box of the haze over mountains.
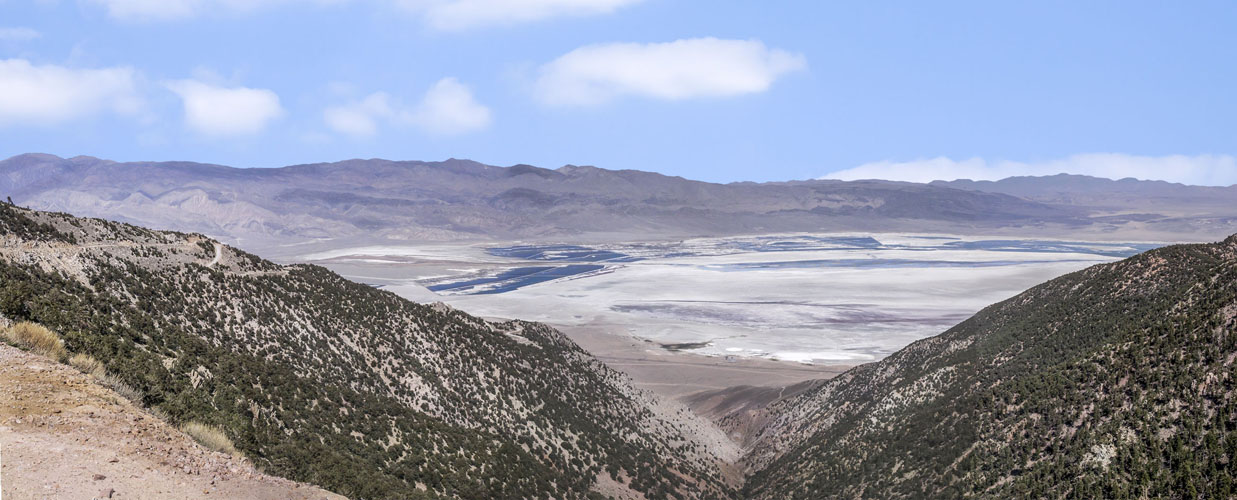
[4,154,1235,255]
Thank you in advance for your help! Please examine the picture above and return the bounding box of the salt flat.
[308,234,1156,378]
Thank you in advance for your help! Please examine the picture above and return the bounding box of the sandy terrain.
[0,344,344,500]
[561,323,849,399]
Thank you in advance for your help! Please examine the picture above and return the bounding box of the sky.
[1,0,1235,185]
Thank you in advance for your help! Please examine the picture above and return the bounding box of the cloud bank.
[0,27,41,42]
[0,59,142,126]
[88,0,346,21]
[324,77,491,137]
[535,37,806,107]
[90,0,636,27]
[91,0,276,21]
[165,80,284,136]
[325,92,395,137]
[406,77,491,135]
[399,0,644,31]
[822,154,1237,186]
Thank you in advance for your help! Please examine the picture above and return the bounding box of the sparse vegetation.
[181,421,240,456]
[68,353,105,378]
[3,321,66,361]
[0,203,730,500]
[99,373,144,404]
[745,236,1237,499]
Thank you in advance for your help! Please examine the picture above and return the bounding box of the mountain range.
[5,154,1236,256]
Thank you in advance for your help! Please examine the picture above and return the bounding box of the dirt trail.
[0,344,345,500]
[207,242,222,268]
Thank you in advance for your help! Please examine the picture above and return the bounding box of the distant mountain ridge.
[933,173,1237,216]
[934,172,1237,195]
[11,153,1233,254]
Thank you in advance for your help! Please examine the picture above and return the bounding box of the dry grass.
[146,405,172,422]
[3,322,66,361]
[100,373,144,404]
[68,353,106,378]
[180,421,239,456]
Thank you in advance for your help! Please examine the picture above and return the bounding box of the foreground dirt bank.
[0,344,344,500]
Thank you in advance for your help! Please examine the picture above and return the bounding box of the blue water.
[429,264,605,294]
[431,237,1162,295]
[725,236,884,252]
[486,244,640,262]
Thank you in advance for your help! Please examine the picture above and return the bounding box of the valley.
[1,157,1233,499]
[300,234,1159,397]
[1,196,1233,499]
[7,3,1235,497]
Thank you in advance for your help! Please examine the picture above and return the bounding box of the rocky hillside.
[742,235,1237,498]
[0,203,735,499]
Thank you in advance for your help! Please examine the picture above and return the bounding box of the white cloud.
[398,0,644,31]
[88,0,341,21]
[323,77,491,137]
[89,0,630,26]
[324,92,394,137]
[0,27,41,42]
[535,37,806,107]
[165,79,284,136]
[822,154,1237,186]
[0,58,142,126]
[406,77,491,135]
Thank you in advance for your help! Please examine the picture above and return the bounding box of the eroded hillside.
[0,204,735,499]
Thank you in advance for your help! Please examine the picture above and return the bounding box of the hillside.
[742,234,1237,498]
[0,342,344,500]
[0,203,735,499]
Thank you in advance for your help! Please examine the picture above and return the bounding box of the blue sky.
[1,0,1235,184]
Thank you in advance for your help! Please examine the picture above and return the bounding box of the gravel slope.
[0,344,345,500]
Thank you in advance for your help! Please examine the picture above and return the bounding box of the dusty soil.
[0,344,345,500]
[680,380,828,448]
[560,323,851,399]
